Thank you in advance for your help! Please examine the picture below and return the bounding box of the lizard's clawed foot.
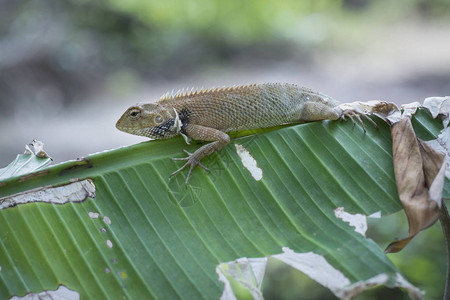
[171,150,210,186]
[340,109,378,133]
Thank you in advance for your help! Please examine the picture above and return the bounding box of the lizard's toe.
[340,109,379,133]
[172,149,194,161]
[170,161,190,177]
[197,161,210,172]
[170,150,209,186]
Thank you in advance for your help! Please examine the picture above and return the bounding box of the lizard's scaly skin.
[116,83,369,185]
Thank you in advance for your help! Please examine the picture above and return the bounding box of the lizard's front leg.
[171,124,230,186]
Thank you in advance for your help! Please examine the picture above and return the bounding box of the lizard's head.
[116,103,178,139]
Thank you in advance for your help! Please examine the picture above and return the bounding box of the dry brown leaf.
[385,117,445,253]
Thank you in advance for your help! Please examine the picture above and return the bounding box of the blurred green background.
[1,0,449,299]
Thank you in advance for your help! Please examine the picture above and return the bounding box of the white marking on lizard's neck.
[173,108,191,144]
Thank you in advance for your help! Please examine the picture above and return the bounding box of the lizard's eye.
[128,109,141,119]
[154,115,163,124]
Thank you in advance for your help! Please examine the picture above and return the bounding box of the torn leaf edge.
[0,178,96,210]
[217,247,423,300]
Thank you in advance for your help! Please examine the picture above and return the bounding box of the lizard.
[116,83,377,185]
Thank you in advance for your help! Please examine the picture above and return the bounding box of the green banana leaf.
[0,109,444,299]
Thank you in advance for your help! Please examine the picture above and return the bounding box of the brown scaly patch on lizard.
[116,83,377,185]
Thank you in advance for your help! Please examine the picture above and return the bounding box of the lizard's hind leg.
[300,101,378,133]
[300,102,342,122]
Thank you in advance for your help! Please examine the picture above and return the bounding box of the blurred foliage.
[1,0,450,115]
[367,208,447,300]
[262,258,336,300]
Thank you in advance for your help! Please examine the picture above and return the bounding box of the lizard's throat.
[147,118,180,139]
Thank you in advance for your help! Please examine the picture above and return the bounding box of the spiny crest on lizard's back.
[157,83,262,103]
